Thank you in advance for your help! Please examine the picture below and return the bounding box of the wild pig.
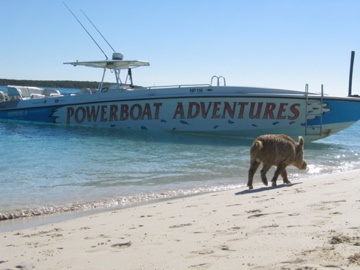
[247,134,307,190]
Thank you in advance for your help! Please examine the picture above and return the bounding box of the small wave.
[0,184,242,221]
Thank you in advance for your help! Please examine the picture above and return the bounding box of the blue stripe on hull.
[308,99,360,125]
[0,106,59,123]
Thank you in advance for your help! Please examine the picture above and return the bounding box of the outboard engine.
[0,91,7,102]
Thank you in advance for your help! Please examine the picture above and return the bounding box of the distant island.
[0,79,101,89]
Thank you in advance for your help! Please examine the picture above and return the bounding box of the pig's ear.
[298,136,304,147]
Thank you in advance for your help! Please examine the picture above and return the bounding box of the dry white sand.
[1,170,360,270]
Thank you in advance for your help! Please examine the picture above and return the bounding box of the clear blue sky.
[0,0,359,96]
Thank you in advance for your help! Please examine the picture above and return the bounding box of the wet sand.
[1,170,360,269]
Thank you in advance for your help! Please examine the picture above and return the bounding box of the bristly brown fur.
[247,134,307,189]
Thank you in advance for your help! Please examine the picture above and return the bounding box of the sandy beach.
[1,170,359,270]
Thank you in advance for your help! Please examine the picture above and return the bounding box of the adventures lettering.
[65,101,301,124]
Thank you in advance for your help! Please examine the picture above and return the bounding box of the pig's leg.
[248,160,260,189]
[281,169,291,184]
[260,163,271,186]
[271,164,286,186]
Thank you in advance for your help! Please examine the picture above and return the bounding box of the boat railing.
[211,76,226,86]
[146,84,211,89]
[146,76,228,89]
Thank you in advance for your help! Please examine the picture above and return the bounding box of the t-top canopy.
[64,59,150,70]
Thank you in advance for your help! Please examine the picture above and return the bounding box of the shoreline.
[1,170,360,269]
[0,182,244,225]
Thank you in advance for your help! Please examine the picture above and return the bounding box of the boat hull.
[1,87,359,141]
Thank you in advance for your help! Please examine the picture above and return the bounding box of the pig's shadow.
[235,182,302,195]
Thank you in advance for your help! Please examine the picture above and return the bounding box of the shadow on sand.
[235,182,302,195]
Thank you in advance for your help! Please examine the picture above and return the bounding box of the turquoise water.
[0,121,359,220]
[0,87,359,220]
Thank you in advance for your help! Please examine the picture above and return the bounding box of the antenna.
[63,2,108,59]
[80,9,116,53]
[348,51,355,97]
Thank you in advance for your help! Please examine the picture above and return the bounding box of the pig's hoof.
[271,181,277,187]
[248,186,253,190]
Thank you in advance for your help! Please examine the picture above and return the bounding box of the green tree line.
[0,79,99,89]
